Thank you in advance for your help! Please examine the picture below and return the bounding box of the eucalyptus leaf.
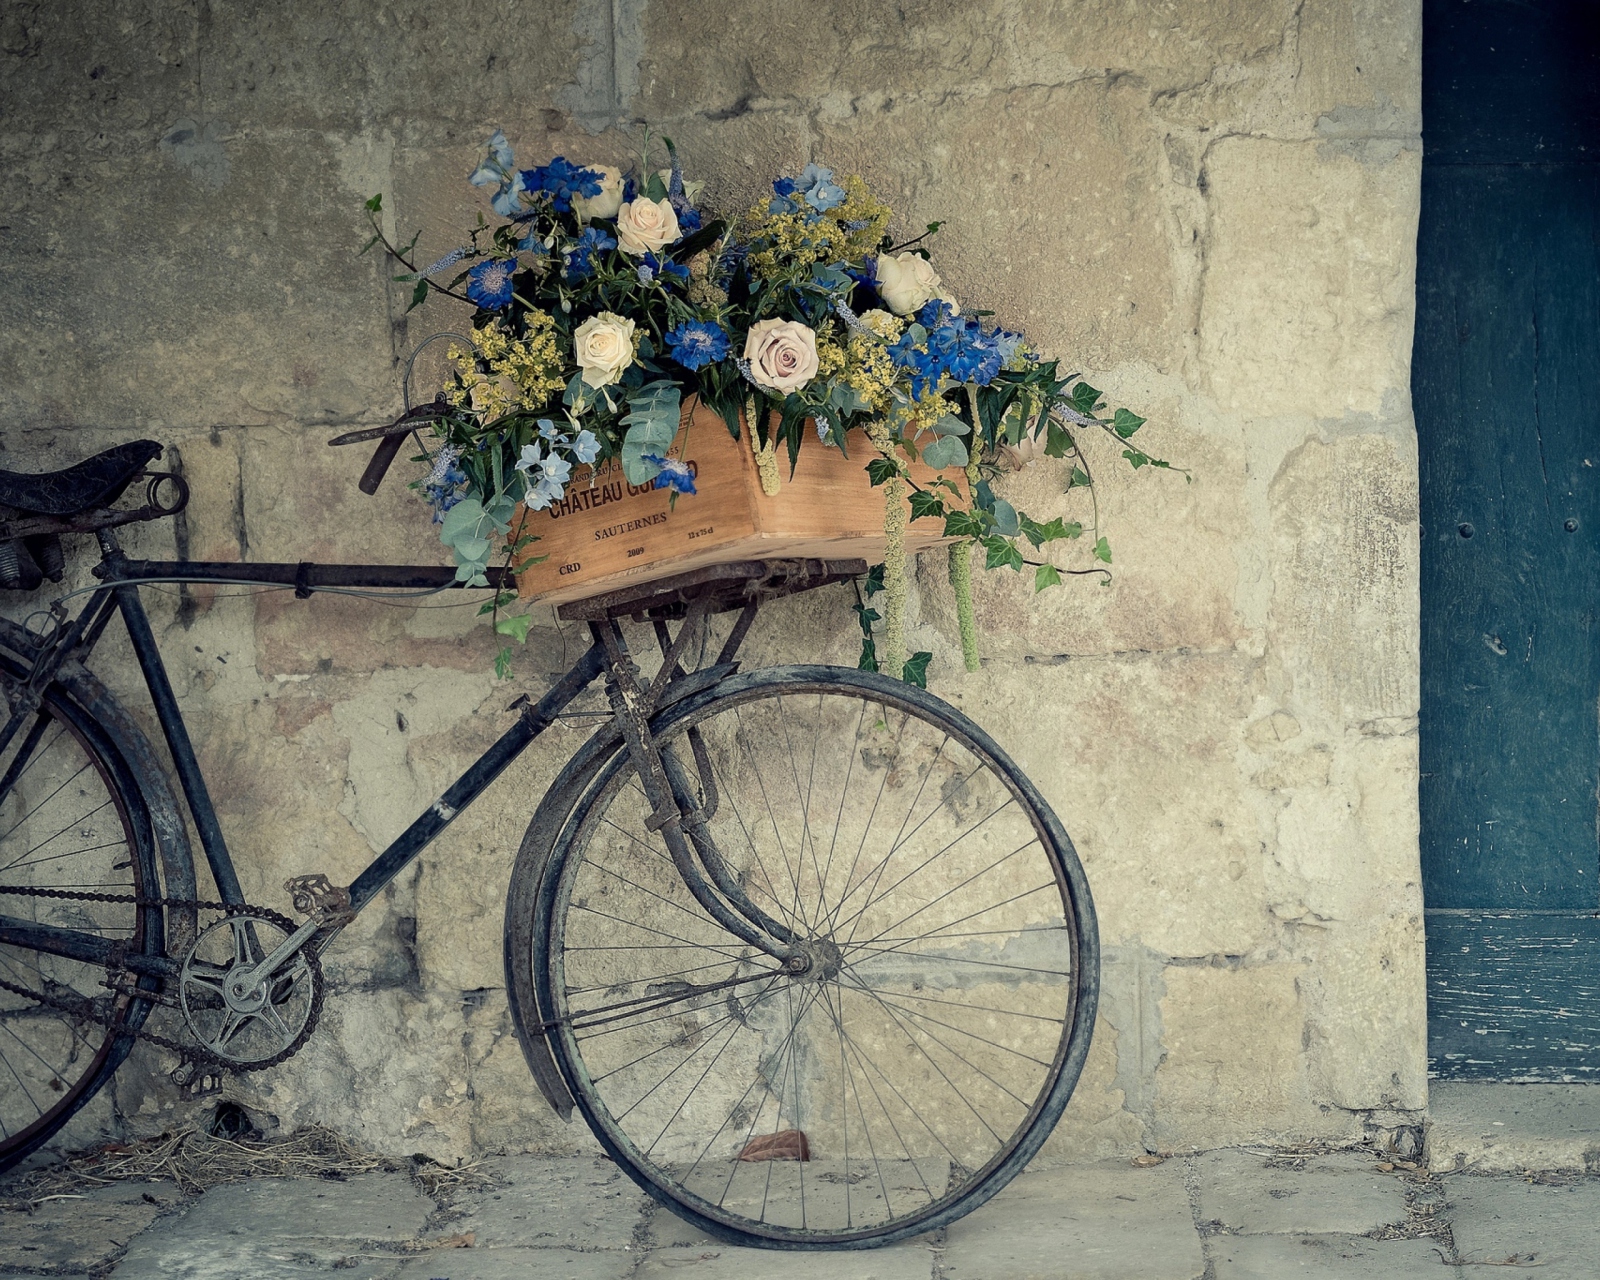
[619,381,681,484]
[920,434,969,471]
[990,498,1020,537]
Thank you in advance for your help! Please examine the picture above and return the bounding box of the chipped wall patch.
[159,117,231,190]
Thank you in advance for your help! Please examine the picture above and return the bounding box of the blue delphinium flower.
[643,454,697,494]
[917,298,959,330]
[640,252,689,286]
[515,442,574,510]
[887,331,942,398]
[423,445,467,522]
[521,156,603,214]
[467,258,517,309]
[674,202,703,234]
[571,429,600,464]
[926,317,1003,386]
[664,321,730,371]
[796,162,846,212]
[468,131,526,217]
[992,328,1028,364]
[564,226,616,281]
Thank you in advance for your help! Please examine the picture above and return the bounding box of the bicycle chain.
[0,885,324,1075]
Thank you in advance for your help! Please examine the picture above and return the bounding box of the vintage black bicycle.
[0,431,1098,1249]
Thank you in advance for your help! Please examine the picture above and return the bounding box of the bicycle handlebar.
[359,435,405,495]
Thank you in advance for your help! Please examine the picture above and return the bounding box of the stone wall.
[0,0,1424,1160]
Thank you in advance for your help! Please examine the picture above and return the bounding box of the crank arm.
[241,917,321,987]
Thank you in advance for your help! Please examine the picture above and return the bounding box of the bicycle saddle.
[0,440,163,516]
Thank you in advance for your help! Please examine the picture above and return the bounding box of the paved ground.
[2,1148,1596,1279]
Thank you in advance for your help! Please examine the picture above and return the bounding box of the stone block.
[1208,1232,1445,1278]
[393,1249,635,1280]
[1200,138,1419,419]
[1427,1083,1600,1175]
[0,1182,182,1273]
[942,1159,1204,1280]
[448,1156,645,1250]
[1193,1149,1406,1234]
[635,1242,934,1279]
[1446,1176,1600,1280]
[1151,964,1327,1150]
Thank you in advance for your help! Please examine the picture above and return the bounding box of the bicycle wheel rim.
[537,667,1097,1248]
[0,684,150,1165]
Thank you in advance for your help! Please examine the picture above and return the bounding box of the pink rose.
[742,319,819,394]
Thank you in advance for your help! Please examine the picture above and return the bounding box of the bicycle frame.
[1,534,863,982]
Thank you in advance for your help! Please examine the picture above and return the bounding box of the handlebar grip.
[358,434,406,495]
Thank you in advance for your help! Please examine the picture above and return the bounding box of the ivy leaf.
[619,380,682,484]
[1094,536,1112,564]
[901,651,932,688]
[494,612,533,644]
[1044,421,1073,458]
[359,234,381,255]
[365,193,384,212]
[990,498,1020,538]
[866,457,898,487]
[920,434,969,471]
[943,509,987,539]
[1067,381,1103,416]
[909,489,946,521]
[1122,448,1150,469]
[494,646,514,680]
[1067,466,1092,489]
[857,635,879,672]
[407,278,430,312]
[864,562,886,597]
[982,535,1025,572]
[1113,407,1146,438]
[1035,563,1062,592]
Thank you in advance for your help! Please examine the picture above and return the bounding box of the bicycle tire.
[0,647,166,1173]
[511,665,1098,1249]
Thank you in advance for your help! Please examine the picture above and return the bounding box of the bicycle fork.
[590,614,810,976]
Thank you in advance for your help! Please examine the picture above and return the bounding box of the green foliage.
[901,652,932,688]
[619,381,681,484]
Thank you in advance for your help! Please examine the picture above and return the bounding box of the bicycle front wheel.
[530,666,1097,1248]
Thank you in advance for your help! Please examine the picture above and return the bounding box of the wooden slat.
[1427,911,1600,1080]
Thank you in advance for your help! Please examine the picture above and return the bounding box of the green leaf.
[644,170,669,201]
[407,278,430,313]
[494,612,533,644]
[359,234,381,255]
[1112,407,1146,438]
[1044,421,1073,458]
[931,412,970,437]
[901,652,932,688]
[1035,563,1062,592]
[857,635,878,672]
[1094,536,1112,564]
[920,434,969,471]
[943,509,987,539]
[990,498,1019,538]
[1068,381,1102,416]
[494,646,514,680]
[908,490,946,521]
[619,381,682,484]
[864,563,886,597]
[1122,448,1150,469]
[1067,466,1092,489]
[866,457,898,487]
[982,535,1025,572]
[365,193,383,212]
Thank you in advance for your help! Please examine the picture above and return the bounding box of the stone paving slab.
[446,1156,646,1251]
[0,1182,183,1274]
[392,1246,638,1279]
[634,1243,936,1278]
[1194,1151,1408,1236]
[941,1160,1204,1280]
[1208,1233,1450,1277]
[1447,1175,1600,1279]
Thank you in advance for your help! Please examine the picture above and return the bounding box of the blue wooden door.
[1418,0,1600,1078]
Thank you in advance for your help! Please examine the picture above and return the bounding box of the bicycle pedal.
[284,873,354,924]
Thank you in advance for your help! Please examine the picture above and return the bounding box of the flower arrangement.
[363,131,1174,679]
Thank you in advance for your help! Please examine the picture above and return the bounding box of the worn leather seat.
[0,440,163,516]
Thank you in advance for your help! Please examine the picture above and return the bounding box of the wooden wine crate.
[512,398,961,605]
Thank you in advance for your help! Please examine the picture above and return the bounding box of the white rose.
[743,319,819,394]
[655,168,706,204]
[875,250,943,315]
[615,197,681,257]
[573,312,637,388]
[572,164,624,221]
[859,308,902,338]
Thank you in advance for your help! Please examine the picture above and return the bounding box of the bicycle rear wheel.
[0,663,163,1172]
[526,666,1097,1248]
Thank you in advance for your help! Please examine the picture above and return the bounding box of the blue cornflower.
[663,321,730,371]
[468,131,526,217]
[467,258,517,309]
[564,226,616,281]
[926,318,1003,386]
[643,454,697,495]
[521,156,603,214]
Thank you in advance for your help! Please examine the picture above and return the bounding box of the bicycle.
[0,428,1099,1249]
